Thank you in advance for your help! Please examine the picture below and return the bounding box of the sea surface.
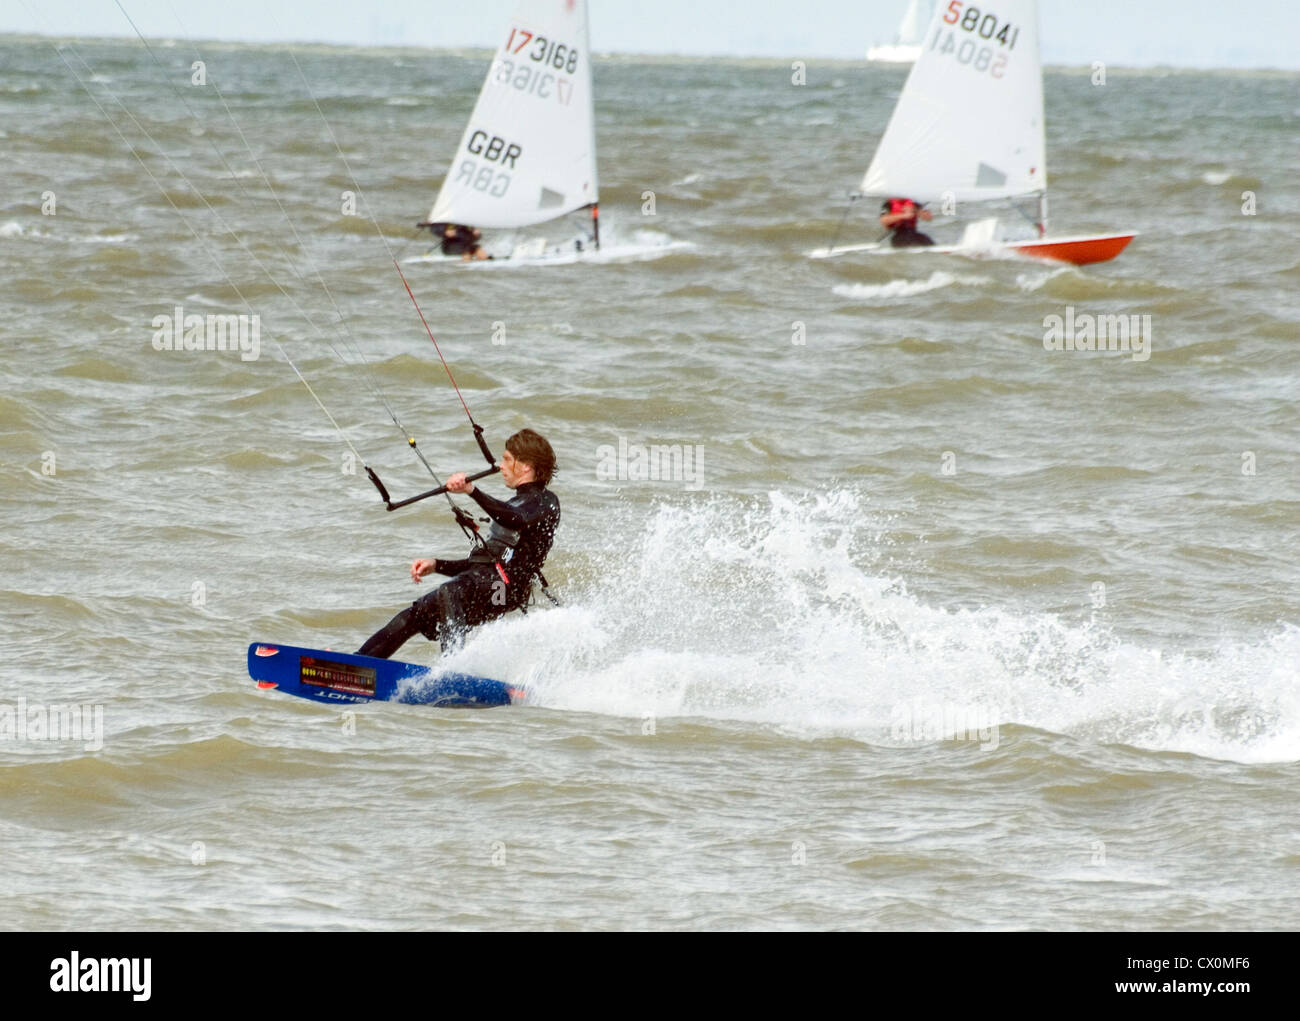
[1,31,1298,930]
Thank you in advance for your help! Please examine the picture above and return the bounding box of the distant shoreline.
[3,32,1297,74]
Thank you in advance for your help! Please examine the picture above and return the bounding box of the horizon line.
[4,30,1298,74]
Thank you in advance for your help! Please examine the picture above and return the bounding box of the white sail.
[861,0,1045,204]
[897,0,934,46]
[428,0,598,230]
[867,1,934,62]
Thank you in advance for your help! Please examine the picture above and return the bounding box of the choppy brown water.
[1,33,1298,930]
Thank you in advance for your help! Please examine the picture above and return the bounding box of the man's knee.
[434,585,463,631]
[410,588,447,640]
[412,572,505,650]
[411,582,468,640]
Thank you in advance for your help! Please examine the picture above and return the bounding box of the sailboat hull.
[866,44,921,63]
[810,231,1135,265]
[1006,232,1136,266]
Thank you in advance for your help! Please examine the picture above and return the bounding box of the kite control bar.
[366,463,500,512]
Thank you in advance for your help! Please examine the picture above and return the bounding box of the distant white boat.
[866,0,935,64]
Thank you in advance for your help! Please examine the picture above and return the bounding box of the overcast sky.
[5,0,1298,69]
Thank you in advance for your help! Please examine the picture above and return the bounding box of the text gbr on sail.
[455,131,523,197]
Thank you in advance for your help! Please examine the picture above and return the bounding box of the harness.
[465,519,559,610]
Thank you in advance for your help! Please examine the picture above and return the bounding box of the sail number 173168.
[504,27,581,74]
[495,26,581,105]
[931,2,1020,78]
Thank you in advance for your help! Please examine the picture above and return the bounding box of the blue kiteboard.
[247,642,525,708]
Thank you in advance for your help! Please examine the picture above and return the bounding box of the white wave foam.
[0,222,134,244]
[833,270,988,300]
[404,227,690,268]
[446,490,1299,764]
[1015,266,1072,291]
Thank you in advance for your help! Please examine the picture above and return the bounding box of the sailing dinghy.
[867,1,936,64]
[418,0,600,261]
[817,0,1133,266]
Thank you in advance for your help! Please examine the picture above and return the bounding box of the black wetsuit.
[357,480,560,659]
[889,226,934,248]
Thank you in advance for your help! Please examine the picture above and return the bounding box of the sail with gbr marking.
[428,0,598,230]
[860,0,1045,204]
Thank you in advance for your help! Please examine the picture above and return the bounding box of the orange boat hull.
[1007,233,1136,266]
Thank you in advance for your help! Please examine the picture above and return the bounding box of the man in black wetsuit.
[357,429,559,659]
[880,197,935,248]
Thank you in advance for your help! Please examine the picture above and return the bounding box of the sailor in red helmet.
[879,197,934,248]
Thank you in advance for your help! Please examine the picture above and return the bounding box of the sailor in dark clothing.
[436,223,481,257]
[880,197,935,248]
[357,429,559,659]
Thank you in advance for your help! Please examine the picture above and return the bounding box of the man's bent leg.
[429,569,504,655]
[431,578,487,654]
[356,605,423,659]
[359,570,502,660]
[359,584,458,659]
[426,584,459,654]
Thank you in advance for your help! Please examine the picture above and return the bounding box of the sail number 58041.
[932,2,1020,77]
[942,2,1020,47]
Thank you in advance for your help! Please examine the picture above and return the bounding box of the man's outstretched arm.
[410,557,474,583]
[465,486,546,530]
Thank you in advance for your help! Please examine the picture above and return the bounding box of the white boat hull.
[866,44,921,63]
